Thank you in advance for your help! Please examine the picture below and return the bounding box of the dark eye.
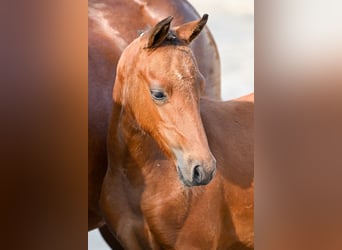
[150,89,167,102]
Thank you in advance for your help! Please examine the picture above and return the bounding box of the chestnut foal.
[100,16,254,250]
[88,0,221,231]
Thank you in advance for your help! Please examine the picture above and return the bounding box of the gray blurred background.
[88,0,253,248]
[192,0,254,100]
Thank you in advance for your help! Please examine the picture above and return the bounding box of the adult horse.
[100,15,254,249]
[88,0,221,231]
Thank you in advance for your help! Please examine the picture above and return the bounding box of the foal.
[100,15,254,249]
[88,0,221,231]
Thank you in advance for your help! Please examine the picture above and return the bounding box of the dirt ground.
[88,0,253,248]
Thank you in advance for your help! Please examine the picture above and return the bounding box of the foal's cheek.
[161,106,178,128]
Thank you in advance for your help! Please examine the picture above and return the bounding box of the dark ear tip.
[199,14,209,26]
[157,15,173,30]
[163,16,174,25]
[166,16,174,22]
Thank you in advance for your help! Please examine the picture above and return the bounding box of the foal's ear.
[174,14,208,44]
[146,16,173,48]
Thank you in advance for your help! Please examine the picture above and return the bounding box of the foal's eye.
[150,89,167,102]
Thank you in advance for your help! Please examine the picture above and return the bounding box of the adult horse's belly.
[88,0,221,230]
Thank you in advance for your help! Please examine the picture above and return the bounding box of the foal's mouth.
[177,165,193,187]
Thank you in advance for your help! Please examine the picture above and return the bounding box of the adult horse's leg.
[99,225,124,250]
[88,122,109,230]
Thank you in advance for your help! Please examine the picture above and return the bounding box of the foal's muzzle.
[192,163,216,186]
[177,157,216,187]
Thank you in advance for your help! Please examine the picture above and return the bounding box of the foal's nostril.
[193,165,202,183]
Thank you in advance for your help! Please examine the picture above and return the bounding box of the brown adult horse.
[88,0,221,231]
[100,15,254,249]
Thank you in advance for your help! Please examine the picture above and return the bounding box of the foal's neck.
[110,103,168,175]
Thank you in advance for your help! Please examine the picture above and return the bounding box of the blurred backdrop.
[191,0,254,100]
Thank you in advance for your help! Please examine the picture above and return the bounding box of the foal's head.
[113,15,216,187]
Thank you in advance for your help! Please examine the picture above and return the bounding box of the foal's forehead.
[145,46,200,81]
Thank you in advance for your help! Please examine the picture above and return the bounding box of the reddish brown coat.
[100,15,254,249]
[88,0,221,230]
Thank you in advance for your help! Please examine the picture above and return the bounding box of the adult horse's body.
[88,0,221,230]
[100,15,254,249]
